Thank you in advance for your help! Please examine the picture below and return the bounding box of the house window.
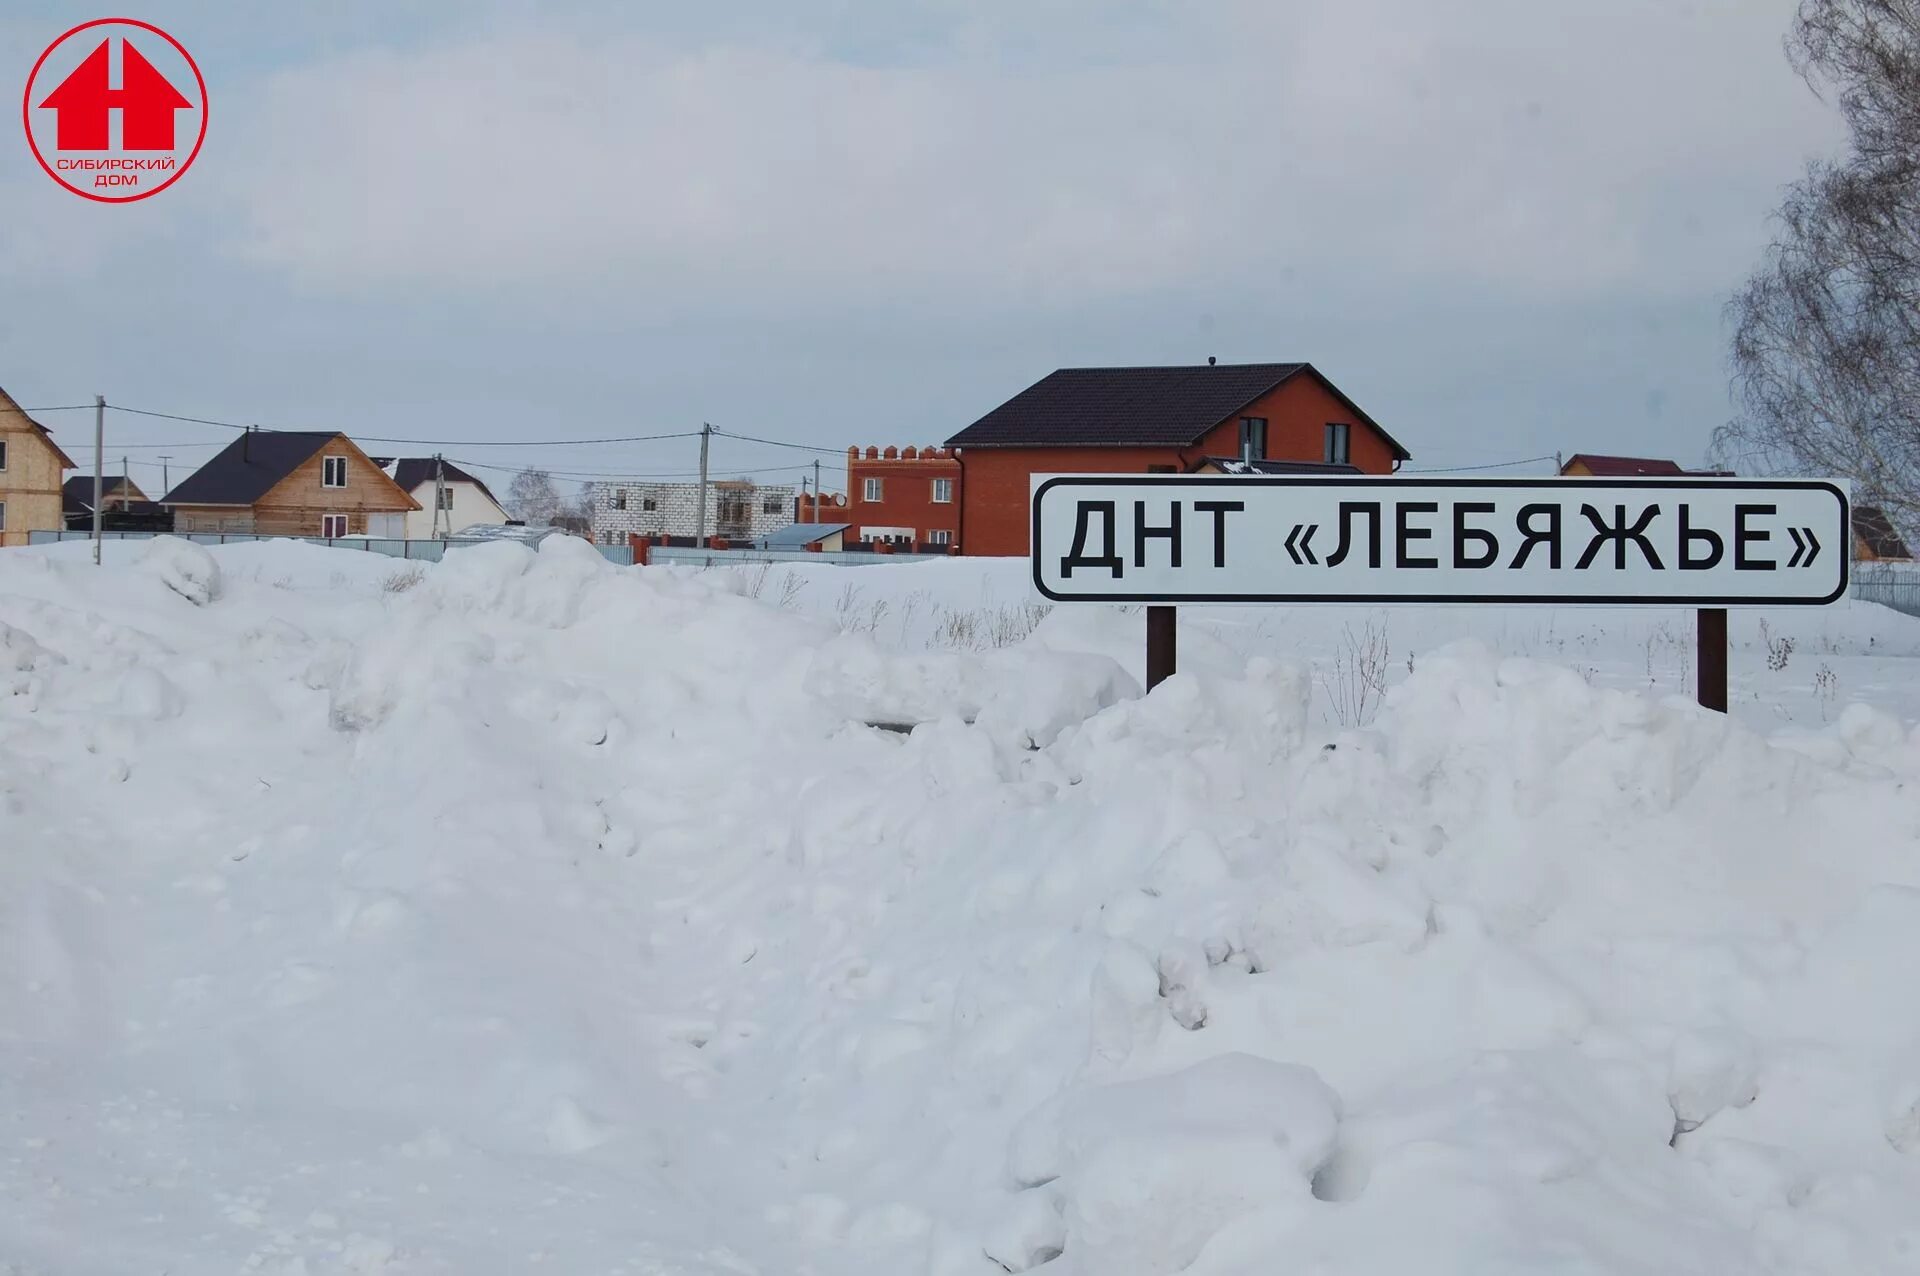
[642,497,657,511]
[1324,424,1351,465]
[763,496,783,515]
[321,514,348,537]
[1239,417,1268,461]
[322,455,348,488]
[928,529,950,546]
[931,477,953,503]
[0,440,8,470]
[0,500,6,531]
[437,486,455,510]
[863,477,884,501]
[615,489,627,510]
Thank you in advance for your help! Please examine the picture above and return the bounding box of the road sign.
[1031,476,1850,606]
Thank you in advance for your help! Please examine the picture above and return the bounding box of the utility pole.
[696,422,712,543]
[158,455,172,494]
[433,453,447,538]
[812,459,822,522]
[121,455,129,511]
[92,394,104,565]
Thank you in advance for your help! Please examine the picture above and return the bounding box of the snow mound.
[999,1054,1340,1275]
[2,541,1920,1274]
[135,535,222,605]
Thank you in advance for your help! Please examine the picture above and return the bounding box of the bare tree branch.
[1721,1,1920,532]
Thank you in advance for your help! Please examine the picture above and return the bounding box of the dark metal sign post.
[1146,605,1177,691]
[1697,608,1729,713]
[1031,475,1851,712]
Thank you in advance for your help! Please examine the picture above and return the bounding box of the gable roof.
[1854,505,1912,560]
[161,431,341,505]
[1563,454,1687,477]
[371,457,503,509]
[1190,457,1363,476]
[61,474,143,512]
[945,363,1410,461]
[0,384,78,469]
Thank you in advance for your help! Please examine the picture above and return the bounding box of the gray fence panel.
[647,546,950,568]
[1851,566,1920,618]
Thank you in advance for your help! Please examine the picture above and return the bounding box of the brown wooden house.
[163,430,418,537]
[0,385,77,548]
[1853,506,1913,563]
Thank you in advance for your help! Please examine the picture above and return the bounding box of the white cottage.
[374,458,510,538]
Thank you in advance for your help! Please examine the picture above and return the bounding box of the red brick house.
[945,362,1408,556]
[845,445,961,549]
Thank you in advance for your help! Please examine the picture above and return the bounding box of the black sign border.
[1030,475,1852,606]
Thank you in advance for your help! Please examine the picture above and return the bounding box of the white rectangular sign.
[1031,476,1850,606]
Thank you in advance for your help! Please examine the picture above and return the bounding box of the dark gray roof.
[62,474,138,511]
[761,521,850,547]
[945,362,1410,460]
[1855,506,1912,560]
[162,431,337,505]
[1192,457,1363,476]
[371,457,502,509]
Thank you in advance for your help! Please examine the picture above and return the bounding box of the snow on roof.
[760,522,851,547]
[445,522,562,545]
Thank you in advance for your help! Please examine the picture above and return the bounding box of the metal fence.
[647,545,952,568]
[38,529,1914,602]
[1851,564,1920,618]
[25,529,635,566]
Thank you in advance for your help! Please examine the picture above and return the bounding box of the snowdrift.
[2,538,1919,1274]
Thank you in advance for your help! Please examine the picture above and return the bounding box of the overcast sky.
[0,0,1842,497]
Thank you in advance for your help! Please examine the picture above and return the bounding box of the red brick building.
[945,362,1408,556]
[797,446,962,550]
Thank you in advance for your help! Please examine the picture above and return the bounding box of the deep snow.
[4,537,1920,1274]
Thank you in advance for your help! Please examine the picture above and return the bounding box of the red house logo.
[22,19,207,203]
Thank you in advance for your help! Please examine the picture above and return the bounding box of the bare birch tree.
[1723,1,1920,529]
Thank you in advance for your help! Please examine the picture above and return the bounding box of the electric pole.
[812,459,822,522]
[92,394,104,565]
[121,455,129,511]
[433,453,448,538]
[158,455,173,494]
[696,422,713,543]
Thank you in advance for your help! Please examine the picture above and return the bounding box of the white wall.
[402,481,507,538]
[592,481,796,544]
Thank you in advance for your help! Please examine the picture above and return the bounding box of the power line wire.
[712,428,848,455]
[1403,455,1558,474]
[108,404,702,448]
[446,457,819,482]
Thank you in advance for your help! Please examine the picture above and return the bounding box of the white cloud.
[207,0,1835,306]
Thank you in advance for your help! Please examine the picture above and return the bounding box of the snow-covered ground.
[4,537,1920,1274]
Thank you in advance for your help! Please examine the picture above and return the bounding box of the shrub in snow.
[136,535,221,605]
